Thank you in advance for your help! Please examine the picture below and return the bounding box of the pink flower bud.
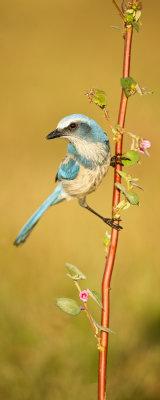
[141,88,146,92]
[130,90,135,95]
[137,139,151,154]
[79,290,88,302]
[137,147,144,153]
[140,139,151,149]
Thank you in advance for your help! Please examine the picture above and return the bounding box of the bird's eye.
[70,123,77,129]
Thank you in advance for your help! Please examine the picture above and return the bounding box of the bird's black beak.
[46,129,62,140]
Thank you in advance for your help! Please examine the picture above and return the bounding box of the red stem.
[98,11,135,400]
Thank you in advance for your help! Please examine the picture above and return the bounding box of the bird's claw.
[103,217,123,231]
[110,153,130,167]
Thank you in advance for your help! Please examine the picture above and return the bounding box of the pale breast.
[62,154,110,200]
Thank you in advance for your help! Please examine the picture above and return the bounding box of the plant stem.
[103,110,114,131]
[112,0,125,21]
[84,304,101,345]
[98,3,136,399]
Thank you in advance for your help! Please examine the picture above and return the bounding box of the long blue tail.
[14,183,66,246]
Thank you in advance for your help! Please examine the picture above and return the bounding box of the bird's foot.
[110,153,130,167]
[82,202,123,230]
[102,217,123,230]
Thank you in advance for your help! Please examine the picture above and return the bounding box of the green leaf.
[115,183,127,193]
[125,14,134,23]
[125,191,139,205]
[102,232,111,247]
[111,25,121,30]
[65,263,86,280]
[135,83,142,95]
[124,90,131,98]
[130,181,144,190]
[132,2,139,10]
[121,77,137,97]
[116,199,131,211]
[88,312,115,334]
[126,9,134,14]
[122,150,140,166]
[92,89,107,109]
[93,88,106,95]
[93,94,107,109]
[115,183,139,206]
[132,21,139,32]
[117,171,143,190]
[116,124,121,130]
[87,289,103,309]
[135,10,141,22]
[121,77,136,90]
[123,201,131,210]
[56,298,81,316]
[131,177,139,181]
[117,170,127,179]
[99,325,115,334]
[116,199,126,209]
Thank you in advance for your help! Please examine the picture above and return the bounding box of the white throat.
[68,137,109,164]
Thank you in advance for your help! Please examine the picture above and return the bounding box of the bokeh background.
[1,1,160,399]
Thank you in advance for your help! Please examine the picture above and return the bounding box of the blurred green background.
[1,0,160,399]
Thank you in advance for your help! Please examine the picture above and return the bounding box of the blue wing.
[56,157,80,182]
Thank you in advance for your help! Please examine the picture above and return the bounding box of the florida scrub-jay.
[14,114,122,246]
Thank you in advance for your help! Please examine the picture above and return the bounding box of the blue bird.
[14,114,122,246]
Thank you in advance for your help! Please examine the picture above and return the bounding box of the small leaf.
[135,10,141,22]
[99,325,115,334]
[126,9,134,14]
[125,191,139,205]
[122,150,140,166]
[56,298,81,316]
[87,289,103,309]
[125,14,134,23]
[116,124,121,130]
[130,181,144,190]
[115,183,139,205]
[144,90,154,96]
[135,83,142,95]
[88,312,115,334]
[117,170,127,179]
[123,201,131,210]
[116,199,126,209]
[103,232,111,247]
[115,183,127,193]
[132,21,139,31]
[111,25,121,30]
[121,77,136,90]
[93,88,106,95]
[85,88,107,109]
[93,93,107,109]
[132,2,139,10]
[121,77,137,98]
[124,89,132,98]
[115,199,131,211]
[65,263,86,280]
[131,177,139,181]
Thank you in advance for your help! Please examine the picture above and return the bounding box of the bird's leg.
[79,201,123,231]
[110,153,130,167]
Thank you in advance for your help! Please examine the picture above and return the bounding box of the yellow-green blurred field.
[1,1,160,399]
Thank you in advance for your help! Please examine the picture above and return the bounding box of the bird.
[14,113,122,246]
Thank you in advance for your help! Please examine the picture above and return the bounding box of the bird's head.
[46,114,108,145]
